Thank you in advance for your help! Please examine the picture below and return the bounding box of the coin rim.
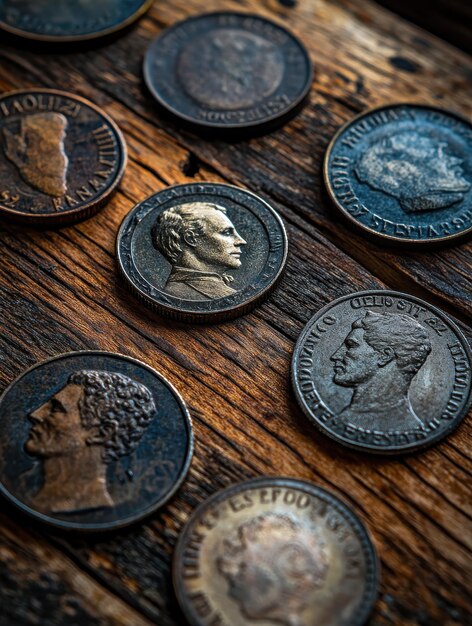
[0,89,127,225]
[291,289,472,454]
[115,182,289,322]
[0,350,194,532]
[0,0,153,42]
[172,476,380,626]
[143,11,313,131]
[323,103,472,247]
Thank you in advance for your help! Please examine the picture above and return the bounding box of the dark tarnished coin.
[0,89,126,225]
[0,0,153,43]
[324,104,472,246]
[173,477,379,626]
[292,290,472,454]
[0,351,193,531]
[116,182,288,322]
[144,12,313,134]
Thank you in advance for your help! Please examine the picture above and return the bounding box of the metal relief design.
[152,201,247,300]
[217,513,328,625]
[26,370,156,514]
[177,29,284,110]
[355,131,470,213]
[4,112,69,197]
[331,311,431,431]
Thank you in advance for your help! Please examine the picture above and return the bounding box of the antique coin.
[144,12,313,134]
[0,351,193,531]
[0,0,153,43]
[324,104,472,246]
[0,89,126,225]
[116,182,288,322]
[292,290,472,454]
[173,477,379,626]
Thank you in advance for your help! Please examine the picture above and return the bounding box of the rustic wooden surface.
[0,0,471,624]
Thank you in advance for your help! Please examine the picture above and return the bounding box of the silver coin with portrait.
[117,183,288,322]
[292,290,472,453]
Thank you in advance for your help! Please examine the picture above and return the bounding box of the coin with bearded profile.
[173,478,379,626]
[0,89,126,225]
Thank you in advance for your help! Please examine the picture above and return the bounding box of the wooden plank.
[0,0,470,624]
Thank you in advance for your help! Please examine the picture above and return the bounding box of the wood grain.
[0,0,471,624]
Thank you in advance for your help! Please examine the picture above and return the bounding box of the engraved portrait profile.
[177,30,284,110]
[25,370,156,514]
[330,311,432,430]
[355,131,470,213]
[9,0,115,20]
[217,513,328,626]
[151,202,247,300]
[3,112,69,197]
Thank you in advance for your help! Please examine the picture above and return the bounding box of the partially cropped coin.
[292,290,472,454]
[324,104,472,246]
[0,89,126,225]
[173,477,379,626]
[0,0,153,43]
[116,182,288,322]
[0,352,193,531]
[144,12,313,135]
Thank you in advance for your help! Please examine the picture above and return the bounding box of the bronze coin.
[173,478,379,626]
[0,89,127,225]
[116,182,288,323]
[0,351,193,531]
[0,0,153,43]
[292,290,472,454]
[144,12,313,135]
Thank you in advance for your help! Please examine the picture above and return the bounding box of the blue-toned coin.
[0,0,153,43]
[0,351,193,531]
[324,104,472,246]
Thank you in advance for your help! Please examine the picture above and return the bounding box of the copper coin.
[116,182,288,323]
[0,351,193,531]
[144,12,313,135]
[173,477,379,626]
[0,89,127,225]
[292,290,472,454]
[0,0,153,43]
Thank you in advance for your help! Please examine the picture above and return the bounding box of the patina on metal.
[144,12,313,135]
[0,0,153,43]
[173,477,379,626]
[116,182,288,322]
[324,104,472,247]
[0,351,193,531]
[292,290,472,454]
[0,89,127,225]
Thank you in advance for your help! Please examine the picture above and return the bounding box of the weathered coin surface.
[0,0,153,42]
[173,477,379,626]
[0,351,193,531]
[324,104,472,246]
[144,12,312,134]
[292,290,472,454]
[0,89,126,225]
[116,182,288,322]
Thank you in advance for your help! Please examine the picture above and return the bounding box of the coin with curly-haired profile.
[173,478,379,626]
[0,352,193,531]
[292,290,472,453]
[324,104,472,246]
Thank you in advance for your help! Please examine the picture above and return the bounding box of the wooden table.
[0,1,471,624]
